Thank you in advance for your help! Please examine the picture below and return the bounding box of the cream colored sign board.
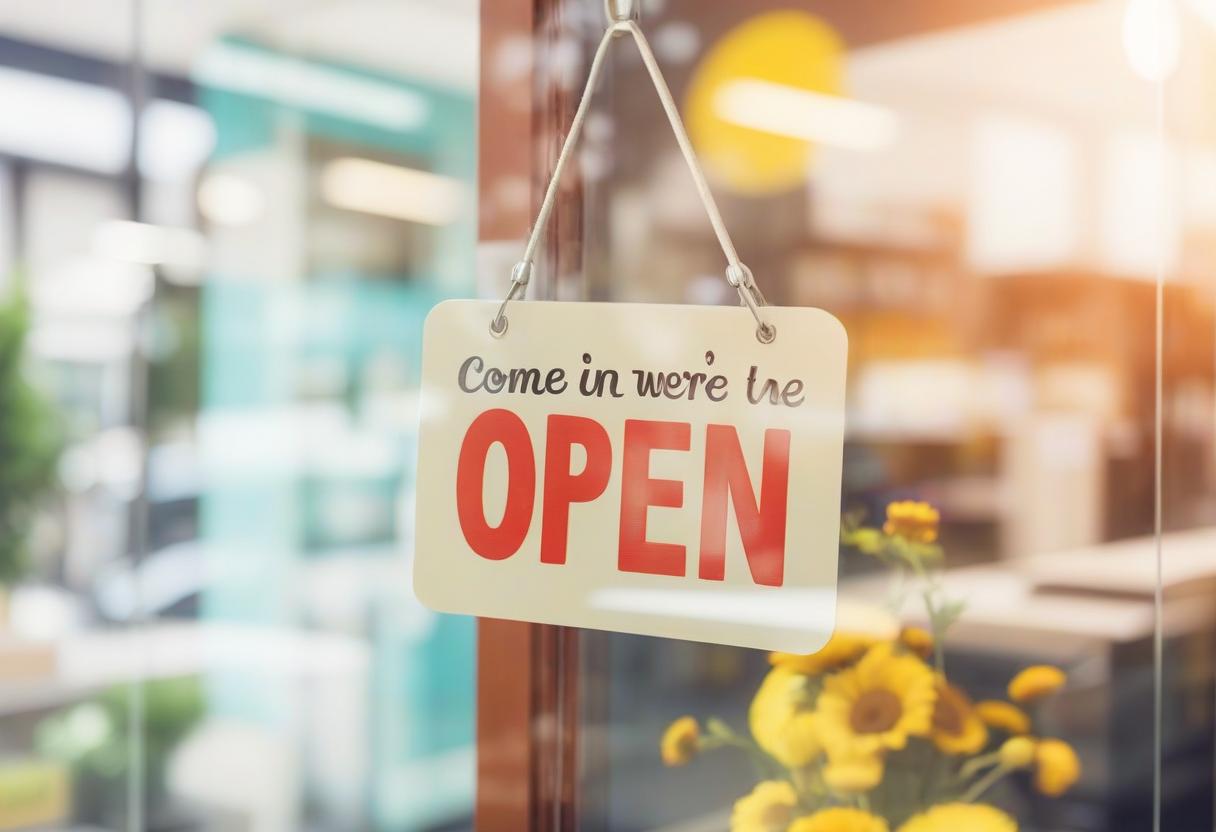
[413,300,847,652]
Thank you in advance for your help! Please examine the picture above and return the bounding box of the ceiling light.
[139,100,216,183]
[0,66,129,172]
[713,78,899,152]
[32,257,154,317]
[319,157,465,226]
[195,42,429,131]
[0,66,215,178]
[92,220,207,269]
[197,173,266,227]
[1123,0,1181,82]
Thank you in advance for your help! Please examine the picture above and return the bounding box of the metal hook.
[604,0,639,27]
[490,261,532,337]
[726,263,776,344]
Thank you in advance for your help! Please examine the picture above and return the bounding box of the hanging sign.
[414,5,848,651]
[413,300,846,652]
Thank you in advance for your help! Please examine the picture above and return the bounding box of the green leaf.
[0,282,62,584]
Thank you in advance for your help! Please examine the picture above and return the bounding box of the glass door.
[0,3,479,829]
[477,1,1216,830]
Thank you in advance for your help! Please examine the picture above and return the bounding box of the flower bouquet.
[660,502,1079,832]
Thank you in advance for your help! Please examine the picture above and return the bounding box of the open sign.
[413,300,847,652]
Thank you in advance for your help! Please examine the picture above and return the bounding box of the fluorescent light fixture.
[29,320,134,363]
[139,100,216,182]
[714,78,899,152]
[195,42,429,131]
[0,66,214,178]
[968,115,1078,274]
[1100,129,1178,277]
[32,257,154,317]
[320,157,465,226]
[197,173,266,227]
[92,220,207,270]
[0,66,129,173]
[1123,0,1181,81]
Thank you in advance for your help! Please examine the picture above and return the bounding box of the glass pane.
[527,1,1209,830]
[0,7,145,829]
[0,2,479,829]
[1160,7,1216,830]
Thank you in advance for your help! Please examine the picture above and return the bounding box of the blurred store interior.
[0,0,1213,830]
[0,1,476,829]
[481,1,1216,830]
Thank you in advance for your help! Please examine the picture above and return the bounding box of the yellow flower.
[730,780,798,832]
[790,807,890,832]
[882,501,939,543]
[899,626,934,659]
[815,643,936,759]
[976,700,1031,735]
[660,716,699,766]
[930,681,988,755]
[823,752,884,795]
[1034,738,1081,796]
[999,736,1037,769]
[1008,666,1066,703]
[897,803,1017,832]
[750,666,822,767]
[771,631,875,676]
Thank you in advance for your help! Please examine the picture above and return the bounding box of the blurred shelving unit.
[194,37,477,831]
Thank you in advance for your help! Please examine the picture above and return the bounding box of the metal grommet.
[490,315,509,338]
[756,323,776,344]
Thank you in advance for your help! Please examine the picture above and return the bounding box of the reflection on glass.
[0,2,477,830]
[492,2,1216,830]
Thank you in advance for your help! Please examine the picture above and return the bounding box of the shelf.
[0,621,369,719]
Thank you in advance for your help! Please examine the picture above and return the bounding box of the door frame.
[476,2,584,830]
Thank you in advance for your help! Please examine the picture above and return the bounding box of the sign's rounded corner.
[422,298,460,336]
[772,628,835,656]
[813,307,849,352]
[410,568,444,614]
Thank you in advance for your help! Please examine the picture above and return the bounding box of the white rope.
[492,17,774,343]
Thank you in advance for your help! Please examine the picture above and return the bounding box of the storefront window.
[1,1,1213,830]
[0,3,477,829]
[476,1,1215,830]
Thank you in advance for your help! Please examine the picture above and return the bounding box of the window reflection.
[499,2,1216,830]
[0,2,476,830]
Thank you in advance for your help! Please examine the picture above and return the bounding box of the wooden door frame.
[476,2,584,830]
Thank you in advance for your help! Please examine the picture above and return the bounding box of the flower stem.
[790,766,812,798]
[910,558,947,674]
[700,731,782,780]
[960,764,1010,803]
[922,587,945,674]
[957,752,1001,781]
